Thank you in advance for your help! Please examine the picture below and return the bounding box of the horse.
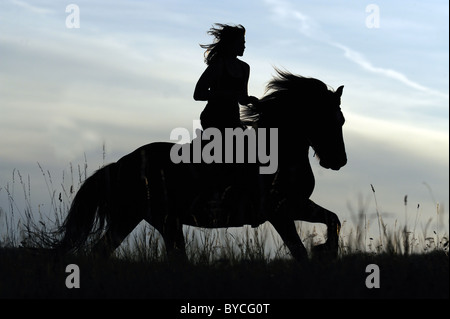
[56,69,347,262]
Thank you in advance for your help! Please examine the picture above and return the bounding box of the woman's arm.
[194,59,258,104]
[193,63,218,101]
[238,62,259,106]
[194,61,240,102]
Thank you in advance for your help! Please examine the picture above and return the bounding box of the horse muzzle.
[320,155,347,171]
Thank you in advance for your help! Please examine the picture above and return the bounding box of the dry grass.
[0,161,448,299]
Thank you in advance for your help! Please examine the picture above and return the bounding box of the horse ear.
[335,85,344,97]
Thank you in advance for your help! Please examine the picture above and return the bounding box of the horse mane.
[241,69,331,126]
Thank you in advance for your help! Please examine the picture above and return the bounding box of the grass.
[0,244,447,299]
[0,161,448,299]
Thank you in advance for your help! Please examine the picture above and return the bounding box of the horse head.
[306,84,347,171]
[242,69,347,171]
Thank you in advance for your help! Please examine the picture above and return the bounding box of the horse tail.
[57,163,118,253]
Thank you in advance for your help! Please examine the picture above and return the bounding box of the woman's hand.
[239,95,259,106]
[247,96,259,106]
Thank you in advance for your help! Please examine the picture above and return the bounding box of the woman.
[194,24,259,131]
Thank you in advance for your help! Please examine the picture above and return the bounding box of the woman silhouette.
[194,24,259,131]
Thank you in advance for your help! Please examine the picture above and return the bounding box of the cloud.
[344,112,449,165]
[331,43,449,100]
[264,0,324,39]
[263,0,449,225]
[0,21,202,166]
[10,0,54,15]
[1,0,447,237]
[264,0,449,100]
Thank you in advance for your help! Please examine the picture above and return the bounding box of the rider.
[194,23,259,131]
[193,24,260,224]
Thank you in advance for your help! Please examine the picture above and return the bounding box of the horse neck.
[277,133,310,167]
[272,135,315,200]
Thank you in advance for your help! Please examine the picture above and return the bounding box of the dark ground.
[0,247,447,300]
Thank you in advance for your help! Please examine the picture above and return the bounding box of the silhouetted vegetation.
[1,161,448,299]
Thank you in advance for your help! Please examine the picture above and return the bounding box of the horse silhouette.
[56,69,347,261]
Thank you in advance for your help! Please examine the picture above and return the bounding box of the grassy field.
[0,245,448,299]
[0,165,448,301]
[0,219,448,299]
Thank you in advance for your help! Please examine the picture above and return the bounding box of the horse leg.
[270,215,308,261]
[299,200,341,258]
[150,214,187,262]
[164,218,187,262]
[93,216,142,258]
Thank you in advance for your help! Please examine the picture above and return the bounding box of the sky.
[0,0,448,245]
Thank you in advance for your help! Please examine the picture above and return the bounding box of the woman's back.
[194,24,258,131]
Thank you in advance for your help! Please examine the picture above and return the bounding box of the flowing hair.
[241,69,331,126]
[200,23,245,65]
